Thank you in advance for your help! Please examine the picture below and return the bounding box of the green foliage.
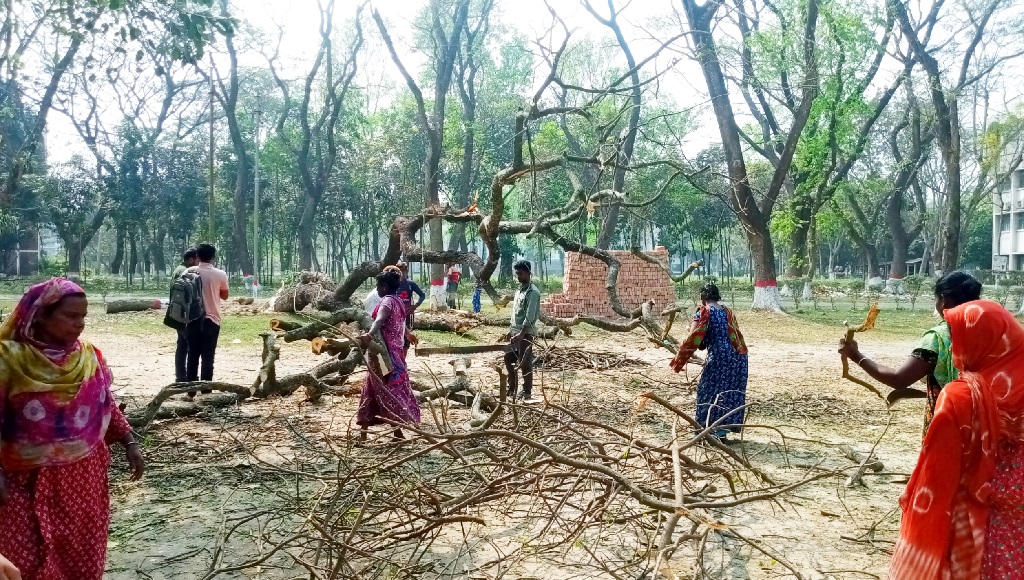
[848,278,865,311]
[41,255,67,278]
[903,275,926,310]
[85,277,116,303]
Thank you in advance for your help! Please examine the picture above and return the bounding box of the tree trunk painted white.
[802,280,813,300]
[752,285,785,312]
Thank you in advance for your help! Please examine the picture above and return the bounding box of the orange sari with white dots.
[890,300,1024,579]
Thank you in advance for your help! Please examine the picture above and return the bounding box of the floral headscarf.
[0,278,118,471]
[0,277,87,355]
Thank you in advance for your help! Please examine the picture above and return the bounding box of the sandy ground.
[83,304,937,579]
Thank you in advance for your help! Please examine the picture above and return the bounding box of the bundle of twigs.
[509,346,650,372]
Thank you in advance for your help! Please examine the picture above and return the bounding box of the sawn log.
[106,299,162,314]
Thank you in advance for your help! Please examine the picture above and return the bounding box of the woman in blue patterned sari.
[671,283,748,442]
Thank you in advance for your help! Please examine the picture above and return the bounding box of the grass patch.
[790,306,940,339]
[85,310,307,347]
[415,330,488,348]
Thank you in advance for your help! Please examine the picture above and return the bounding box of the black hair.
[376,270,402,295]
[182,248,198,263]
[513,259,532,274]
[700,282,721,302]
[196,243,217,262]
[934,271,982,306]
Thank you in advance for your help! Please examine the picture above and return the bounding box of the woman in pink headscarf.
[0,278,144,580]
[890,300,1024,579]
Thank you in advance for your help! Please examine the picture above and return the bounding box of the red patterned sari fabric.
[670,304,747,372]
[0,278,133,580]
[890,300,1024,579]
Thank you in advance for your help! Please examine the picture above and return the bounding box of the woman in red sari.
[890,300,1024,579]
[0,278,144,580]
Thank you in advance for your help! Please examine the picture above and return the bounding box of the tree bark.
[679,0,820,310]
[588,1,642,250]
[106,299,162,314]
[215,0,253,276]
[372,2,470,284]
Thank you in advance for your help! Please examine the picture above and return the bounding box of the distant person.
[838,271,982,434]
[171,248,199,280]
[670,282,749,442]
[396,261,425,355]
[0,278,143,580]
[0,553,20,580]
[445,264,461,309]
[185,243,229,398]
[364,266,401,317]
[505,260,540,401]
[888,300,1024,579]
[364,287,381,317]
[356,270,420,441]
[167,248,198,383]
[472,277,483,314]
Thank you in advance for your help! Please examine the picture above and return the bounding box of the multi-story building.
[992,163,1024,271]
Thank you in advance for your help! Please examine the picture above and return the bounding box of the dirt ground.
[85,302,938,579]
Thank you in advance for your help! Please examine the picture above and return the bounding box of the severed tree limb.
[251,332,279,396]
[840,444,884,487]
[281,308,369,342]
[132,382,251,434]
[305,348,363,402]
[270,318,303,332]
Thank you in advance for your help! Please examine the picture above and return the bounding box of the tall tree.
[679,0,821,310]
[584,0,643,250]
[892,0,1021,272]
[447,0,494,252]
[373,0,471,289]
[269,0,364,271]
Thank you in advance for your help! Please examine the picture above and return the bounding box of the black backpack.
[165,271,205,328]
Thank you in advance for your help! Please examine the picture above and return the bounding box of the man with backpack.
[185,243,229,396]
[175,243,230,398]
[166,248,199,383]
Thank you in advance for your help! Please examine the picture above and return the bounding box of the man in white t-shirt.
[364,287,381,317]
[185,243,229,398]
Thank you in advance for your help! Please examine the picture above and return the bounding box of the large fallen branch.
[131,382,252,433]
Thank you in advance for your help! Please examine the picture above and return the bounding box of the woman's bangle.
[125,440,139,448]
[856,356,867,366]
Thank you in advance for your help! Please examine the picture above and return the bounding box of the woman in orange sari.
[890,300,1024,579]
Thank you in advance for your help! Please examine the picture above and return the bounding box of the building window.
[1002,173,1013,191]
[1016,170,1024,189]
[1001,213,1012,231]
[1015,213,1024,230]
[1016,255,1024,271]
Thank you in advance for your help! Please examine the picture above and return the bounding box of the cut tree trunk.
[106,299,162,314]
[413,312,480,334]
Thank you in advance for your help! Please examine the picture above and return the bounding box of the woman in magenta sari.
[356,270,421,441]
[0,278,144,580]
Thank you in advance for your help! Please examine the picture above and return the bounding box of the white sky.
[46,0,716,160]
[44,0,1024,164]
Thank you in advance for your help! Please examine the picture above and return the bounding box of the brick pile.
[542,247,677,319]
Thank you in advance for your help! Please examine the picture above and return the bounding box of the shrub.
[994,278,1012,307]
[848,279,866,311]
[86,277,115,304]
[904,275,925,310]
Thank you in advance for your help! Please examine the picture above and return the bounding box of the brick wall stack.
[542,247,677,319]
